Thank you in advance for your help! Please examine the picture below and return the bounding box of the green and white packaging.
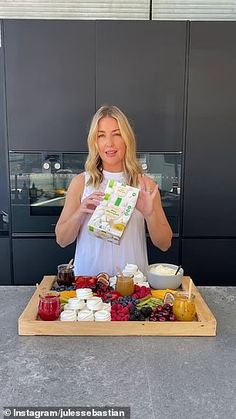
[88,179,139,245]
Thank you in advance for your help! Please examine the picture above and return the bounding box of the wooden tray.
[18,276,217,336]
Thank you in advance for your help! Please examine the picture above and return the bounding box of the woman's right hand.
[79,191,104,216]
[56,174,104,247]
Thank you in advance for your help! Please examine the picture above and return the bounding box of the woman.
[55,105,172,276]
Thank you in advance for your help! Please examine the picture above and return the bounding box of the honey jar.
[173,291,196,321]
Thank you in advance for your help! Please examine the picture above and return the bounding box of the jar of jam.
[115,275,134,296]
[57,264,75,286]
[173,292,196,321]
[38,292,61,321]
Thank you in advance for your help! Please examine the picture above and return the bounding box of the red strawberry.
[75,280,87,289]
[75,276,90,288]
[87,276,98,289]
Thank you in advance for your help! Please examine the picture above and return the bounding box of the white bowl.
[147,263,184,290]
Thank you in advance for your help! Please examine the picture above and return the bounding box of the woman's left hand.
[136,174,159,218]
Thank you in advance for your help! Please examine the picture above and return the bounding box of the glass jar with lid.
[57,264,75,286]
[172,291,196,321]
[38,292,61,321]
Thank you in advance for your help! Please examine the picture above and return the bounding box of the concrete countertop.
[0,286,235,419]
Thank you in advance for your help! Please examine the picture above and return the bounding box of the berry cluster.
[101,290,122,303]
[150,303,177,322]
[129,305,153,321]
[52,284,75,292]
[132,285,151,299]
[111,304,130,321]
[111,295,139,307]
[95,281,112,297]
[75,275,97,290]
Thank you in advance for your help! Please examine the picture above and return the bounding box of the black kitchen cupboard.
[0,238,12,285]
[183,22,236,237]
[147,237,180,266]
[182,238,236,286]
[0,22,11,285]
[12,238,75,285]
[0,23,9,222]
[3,20,95,152]
[96,21,186,151]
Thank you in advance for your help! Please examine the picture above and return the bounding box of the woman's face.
[96,116,126,172]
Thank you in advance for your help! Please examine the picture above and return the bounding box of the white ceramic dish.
[147,263,184,290]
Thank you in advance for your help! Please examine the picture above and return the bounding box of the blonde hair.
[85,105,142,187]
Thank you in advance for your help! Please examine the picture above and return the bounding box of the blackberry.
[129,306,136,314]
[140,307,153,318]
[134,310,142,319]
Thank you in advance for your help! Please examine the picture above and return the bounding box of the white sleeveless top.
[74,170,148,277]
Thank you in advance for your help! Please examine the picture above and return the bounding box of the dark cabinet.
[96,21,186,151]
[4,20,95,151]
[0,238,12,285]
[183,22,236,237]
[0,23,11,286]
[0,22,10,239]
[182,238,236,286]
[3,20,236,285]
[0,28,8,212]
[13,238,75,285]
[147,237,180,266]
[4,20,186,153]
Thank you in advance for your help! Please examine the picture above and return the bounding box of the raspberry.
[122,307,129,315]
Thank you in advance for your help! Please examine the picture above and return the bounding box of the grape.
[163,303,172,311]
[168,314,177,321]
[158,316,167,322]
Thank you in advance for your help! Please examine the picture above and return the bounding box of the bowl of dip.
[147,263,184,290]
